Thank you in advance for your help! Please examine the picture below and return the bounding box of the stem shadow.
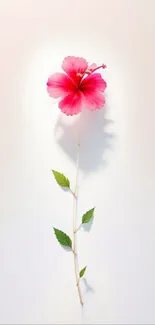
[82,278,95,295]
[54,102,115,175]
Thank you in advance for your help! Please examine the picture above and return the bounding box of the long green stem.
[72,139,83,305]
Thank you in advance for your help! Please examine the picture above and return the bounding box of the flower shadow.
[54,103,114,175]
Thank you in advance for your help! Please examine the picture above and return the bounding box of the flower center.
[75,64,106,91]
[76,73,83,77]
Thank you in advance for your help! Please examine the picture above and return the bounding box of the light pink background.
[0,0,155,324]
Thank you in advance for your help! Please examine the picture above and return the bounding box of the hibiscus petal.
[59,91,83,116]
[81,73,107,92]
[62,56,88,83]
[83,90,105,111]
[47,73,75,98]
[87,63,97,72]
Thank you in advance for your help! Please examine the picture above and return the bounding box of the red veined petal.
[58,91,83,116]
[62,56,88,84]
[81,73,107,92]
[47,73,75,98]
[82,89,105,111]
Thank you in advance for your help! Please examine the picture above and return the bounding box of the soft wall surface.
[0,0,155,324]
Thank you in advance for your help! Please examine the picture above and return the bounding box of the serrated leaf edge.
[52,170,70,188]
[53,227,72,248]
[82,207,95,224]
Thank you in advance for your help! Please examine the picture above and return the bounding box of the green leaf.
[53,228,72,248]
[52,170,70,188]
[79,266,87,278]
[82,207,95,224]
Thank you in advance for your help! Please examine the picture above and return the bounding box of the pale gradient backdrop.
[0,0,155,324]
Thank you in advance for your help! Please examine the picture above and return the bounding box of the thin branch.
[72,139,83,306]
[70,189,76,198]
[74,223,82,233]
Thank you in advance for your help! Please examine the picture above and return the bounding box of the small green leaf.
[79,266,87,278]
[52,170,70,188]
[82,207,95,224]
[53,228,72,248]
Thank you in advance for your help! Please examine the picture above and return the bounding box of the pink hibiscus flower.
[47,56,107,116]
